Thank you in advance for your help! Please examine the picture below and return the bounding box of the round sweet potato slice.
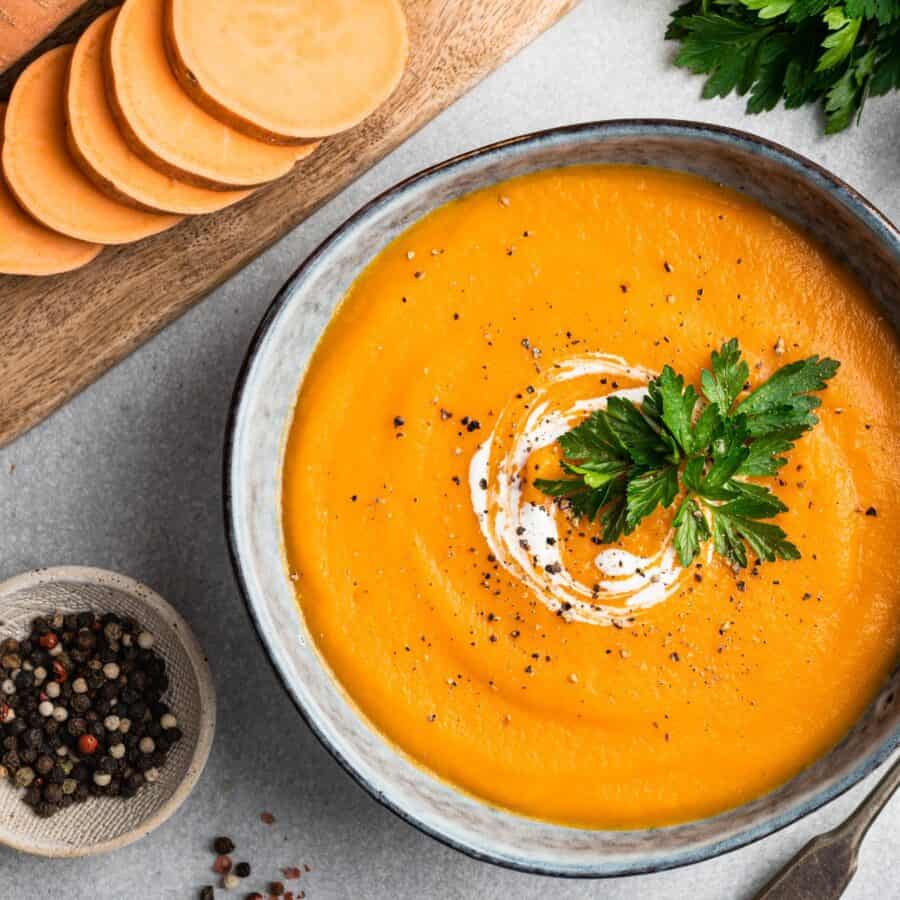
[2,46,180,244]
[0,103,102,275]
[108,0,313,190]
[165,0,408,143]
[67,8,252,215]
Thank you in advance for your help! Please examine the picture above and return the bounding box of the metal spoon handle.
[753,755,900,900]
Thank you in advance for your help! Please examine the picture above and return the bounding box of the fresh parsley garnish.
[535,339,839,568]
[667,1,900,133]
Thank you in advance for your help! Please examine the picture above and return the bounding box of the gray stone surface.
[0,1,897,897]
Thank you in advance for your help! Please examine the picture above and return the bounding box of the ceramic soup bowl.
[225,120,900,877]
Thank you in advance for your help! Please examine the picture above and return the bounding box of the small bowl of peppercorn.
[0,566,216,856]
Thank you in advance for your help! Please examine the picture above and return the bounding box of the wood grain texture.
[0,0,579,447]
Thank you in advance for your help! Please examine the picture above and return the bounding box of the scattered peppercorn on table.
[0,1,898,899]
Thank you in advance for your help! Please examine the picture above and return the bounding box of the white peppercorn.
[137,631,155,649]
[1,679,15,695]
[144,767,160,783]
[102,662,120,680]
[93,772,111,787]
[72,677,88,694]
[52,706,68,723]
[38,700,54,717]
[32,666,46,683]
[138,737,156,754]
[110,743,126,760]
[118,717,132,734]
[104,715,121,732]
[160,713,177,730]
[45,681,61,699]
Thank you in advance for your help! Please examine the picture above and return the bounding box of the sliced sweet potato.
[0,102,102,275]
[164,0,408,143]
[0,0,88,73]
[108,0,315,190]
[2,45,179,244]
[67,8,251,215]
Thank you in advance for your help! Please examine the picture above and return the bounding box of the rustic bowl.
[0,566,216,856]
[225,120,900,877]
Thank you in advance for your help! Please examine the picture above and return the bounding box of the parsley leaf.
[673,497,710,566]
[712,505,800,567]
[737,426,807,475]
[658,365,699,454]
[537,338,838,570]
[626,465,681,529]
[667,0,900,133]
[736,354,840,434]
[605,395,676,466]
[700,337,750,414]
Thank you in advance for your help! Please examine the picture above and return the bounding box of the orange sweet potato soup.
[282,165,900,829]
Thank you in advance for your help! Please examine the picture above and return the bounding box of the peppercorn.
[270,883,285,897]
[213,855,233,874]
[1,608,182,817]
[213,836,236,855]
[38,633,58,650]
[199,887,215,900]
[234,862,251,878]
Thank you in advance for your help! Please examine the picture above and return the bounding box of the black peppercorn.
[22,728,43,748]
[234,862,251,878]
[19,748,37,765]
[71,694,91,714]
[213,836,235,855]
[67,717,87,737]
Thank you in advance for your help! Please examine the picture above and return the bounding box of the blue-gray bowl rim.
[224,118,900,879]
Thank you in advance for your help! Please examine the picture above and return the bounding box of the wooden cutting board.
[0,0,579,447]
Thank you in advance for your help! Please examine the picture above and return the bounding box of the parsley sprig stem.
[535,339,839,569]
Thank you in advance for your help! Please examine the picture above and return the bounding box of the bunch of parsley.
[667,1,900,133]
[535,340,839,568]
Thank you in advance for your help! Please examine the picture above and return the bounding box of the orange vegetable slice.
[67,8,252,215]
[0,102,102,275]
[0,0,87,73]
[2,45,179,244]
[108,0,312,190]
[165,0,408,143]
